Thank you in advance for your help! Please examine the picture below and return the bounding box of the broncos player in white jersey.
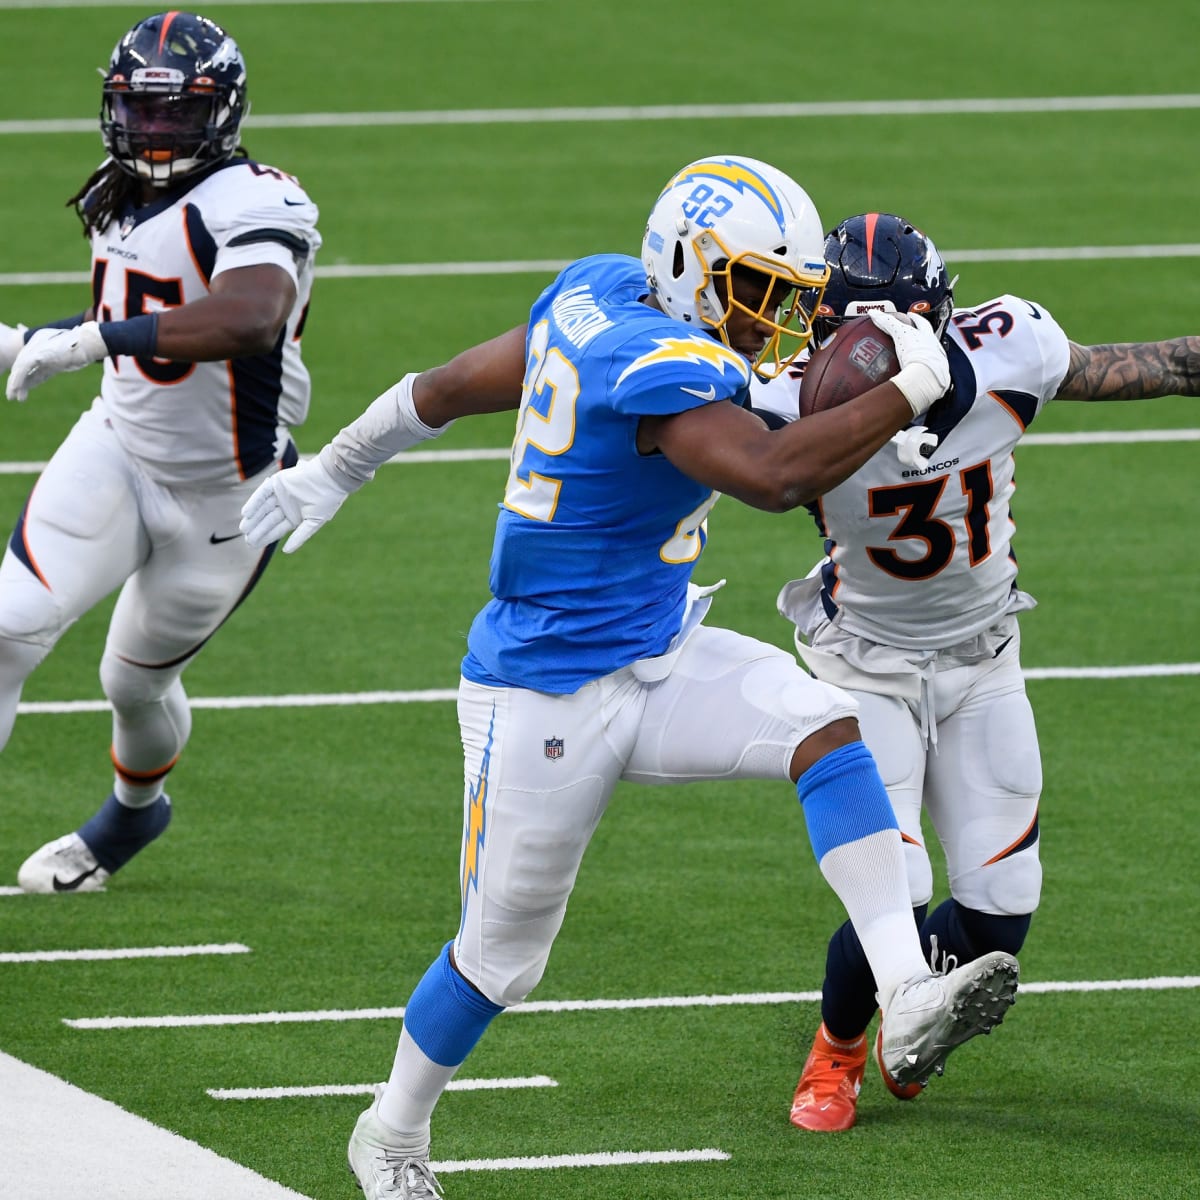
[0,12,319,893]
[240,159,1018,1199]
[753,213,1200,1132]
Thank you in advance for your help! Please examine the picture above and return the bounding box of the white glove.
[6,321,108,402]
[867,310,950,416]
[239,450,358,553]
[892,426,940,467]
[0,321,28,374]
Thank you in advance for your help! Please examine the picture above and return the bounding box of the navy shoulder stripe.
[184,203,217,284]
[923,340,980,440]
[227,228,310,258]
[990,389,1039,431]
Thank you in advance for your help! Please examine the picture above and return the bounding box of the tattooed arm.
[1054,337,1200,401]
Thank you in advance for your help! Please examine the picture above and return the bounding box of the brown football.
[797,315,900,419]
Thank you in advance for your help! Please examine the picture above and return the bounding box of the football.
[797,315,900,418]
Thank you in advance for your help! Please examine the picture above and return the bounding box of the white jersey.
[88,158,320,485]
[756,296,1071,649]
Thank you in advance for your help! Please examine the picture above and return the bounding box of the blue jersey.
[462,254,752,693]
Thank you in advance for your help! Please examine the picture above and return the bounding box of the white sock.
[376,1027,460,1155]
[818,828,929,1009]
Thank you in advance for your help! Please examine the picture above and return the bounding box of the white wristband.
[891,362,945,417]
[321,372,452,487]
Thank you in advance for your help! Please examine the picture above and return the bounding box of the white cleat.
[17,833,110,894]
[348,1086,444,1199]
[879,949,1018,1088]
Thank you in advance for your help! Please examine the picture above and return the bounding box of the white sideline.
[61,975,1200,1029]
[0,1051,315,1200]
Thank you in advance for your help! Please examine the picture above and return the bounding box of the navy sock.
[821,904,927,1041]
[77,793,172,873]
[920,898,1031,970]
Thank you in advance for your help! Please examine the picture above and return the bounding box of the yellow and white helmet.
[641,155,830,378]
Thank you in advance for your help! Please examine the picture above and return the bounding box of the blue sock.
[402,943,504,1068]
[796,741,899,862]
[77,793,172,873]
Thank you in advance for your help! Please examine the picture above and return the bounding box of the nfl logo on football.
[544,736,564,761]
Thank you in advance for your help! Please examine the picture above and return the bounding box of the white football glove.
[6,321,108,402]
[892,426,940,468]
[867,310,950,416]
[0,320,28,374]
[239,450,357,553]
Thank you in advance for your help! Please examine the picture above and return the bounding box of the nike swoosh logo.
[53,865,101,892]
[209,532,241,544]
[1025,302,1042,320]
[680,384,717,401]
[283,197,305,206]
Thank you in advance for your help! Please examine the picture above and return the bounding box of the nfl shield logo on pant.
[544,736,564,761]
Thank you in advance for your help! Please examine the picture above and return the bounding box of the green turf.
[1,2,1198,1198]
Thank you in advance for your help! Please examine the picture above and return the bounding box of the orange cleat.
[789,1024,868,1132]
[874,1021,925,1100]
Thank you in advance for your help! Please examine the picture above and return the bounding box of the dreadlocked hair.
[66,147,250,238]
[67,160,136,239]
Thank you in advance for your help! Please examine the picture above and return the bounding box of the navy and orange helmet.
[810,213,955,347]
[101,11,248,187]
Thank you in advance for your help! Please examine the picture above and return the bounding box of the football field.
[1,2,1198,1198]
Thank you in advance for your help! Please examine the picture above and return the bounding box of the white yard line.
[61,975,1200,1029]
[5,94,1200,136]
[2,427,1198,479]
[209,1075,558,1100]
[8,245,1200,289]
[0,942,249,964]
[0,1051,315,1200]
[432,1148,730,1174]
[11,661,1199,722]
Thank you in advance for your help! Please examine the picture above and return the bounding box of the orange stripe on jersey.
[111,745,180,786]
[983,809,1039,866]
[863,212,880,274]
[989,390,1028,430]
[157,11,181,54]
[226,360,247,480]
[19,481,52,591]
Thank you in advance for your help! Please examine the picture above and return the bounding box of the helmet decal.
[659,158,788,237]
[813,213,955,346]
[640,155,829,378]
[101,11,248,188]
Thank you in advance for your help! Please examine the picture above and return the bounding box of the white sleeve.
[749,362,805,424]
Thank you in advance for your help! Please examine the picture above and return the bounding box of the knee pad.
[956,846,1042,917]
[902,839,934,909]
[456,921,555,1009]
[99,649,177,709]
[0,566,67,649]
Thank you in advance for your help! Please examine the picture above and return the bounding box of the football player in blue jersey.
[753,212,1200,1132]
[0,11,319,895]
[241,159,1019,1199]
